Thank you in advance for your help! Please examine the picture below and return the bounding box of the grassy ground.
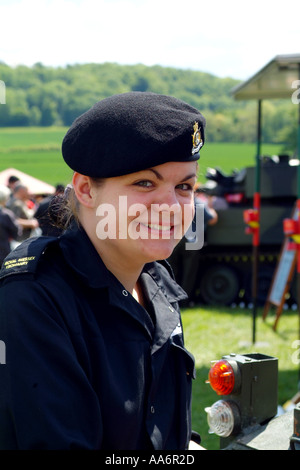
[0,127,283,185]
[182,305,299,450]
[198,141,283,182]
[0,127,71,186]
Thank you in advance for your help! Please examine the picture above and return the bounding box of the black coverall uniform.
[0,227,196,450]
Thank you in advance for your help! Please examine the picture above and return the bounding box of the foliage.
[0,62,298,151]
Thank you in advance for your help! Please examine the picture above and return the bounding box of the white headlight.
[205,400,241,437]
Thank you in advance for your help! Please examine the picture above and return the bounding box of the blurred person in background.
[8,184,39,241]
[5,175,20,210]
[0,185,22,265]
[7,175,20,192]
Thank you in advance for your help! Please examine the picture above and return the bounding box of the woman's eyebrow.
[181,173,197,181]
[148,168,163,180]
[148,168,197,181]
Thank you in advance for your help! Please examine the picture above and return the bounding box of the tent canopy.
[232,54,300,100]
[0,168,55,196]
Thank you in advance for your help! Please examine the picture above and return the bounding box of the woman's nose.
[149,187,182,226]
[156,186,180,207]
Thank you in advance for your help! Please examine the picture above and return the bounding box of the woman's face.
[83,160,198,267]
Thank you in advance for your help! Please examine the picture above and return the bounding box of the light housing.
[208,359,235,395]
[205,400,241,437]
[205,353,278,446]
[207,359,241,395]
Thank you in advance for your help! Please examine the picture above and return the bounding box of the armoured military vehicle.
[179,154,298,307]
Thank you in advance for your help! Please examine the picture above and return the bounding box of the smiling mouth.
[145,223,173,232]
[138,222,177,238]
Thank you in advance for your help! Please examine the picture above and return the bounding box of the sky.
[1,0,300,80]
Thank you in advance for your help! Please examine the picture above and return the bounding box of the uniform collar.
[142,261,187,304]
[59,226,187,303]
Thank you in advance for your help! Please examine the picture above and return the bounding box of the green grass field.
[0,127,294,450]
[199,141,283,181]
[0,127,71,185]
[0,127,283,186]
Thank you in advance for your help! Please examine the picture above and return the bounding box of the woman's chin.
[137,238,178,263]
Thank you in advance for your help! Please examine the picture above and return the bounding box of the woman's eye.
[176,183,193,191]
[135,180,153,188]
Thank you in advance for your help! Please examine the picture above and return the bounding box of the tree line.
[0,61,297,151]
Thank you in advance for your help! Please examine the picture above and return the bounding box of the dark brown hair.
[49,177,103,231]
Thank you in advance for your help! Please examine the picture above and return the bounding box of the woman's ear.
[72,172,95,208]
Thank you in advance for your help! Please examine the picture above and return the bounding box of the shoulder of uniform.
[0,236,59,280]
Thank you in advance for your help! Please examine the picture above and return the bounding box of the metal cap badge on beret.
[62,92,205,178]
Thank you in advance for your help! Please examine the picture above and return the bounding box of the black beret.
[62,92,205,178]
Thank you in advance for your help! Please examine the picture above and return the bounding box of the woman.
[0,92,205,450]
